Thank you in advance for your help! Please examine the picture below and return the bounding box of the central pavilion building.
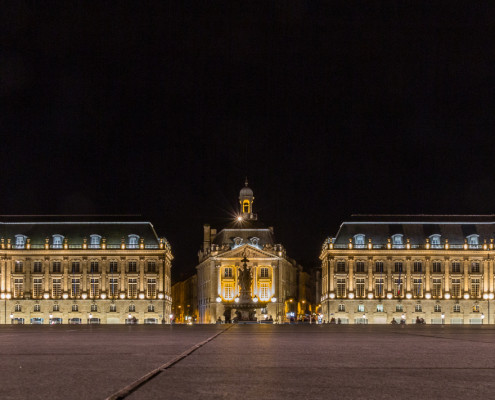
[321,215,495,324]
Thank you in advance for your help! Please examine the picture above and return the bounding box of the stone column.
[444,257,450,292]
[386,257,392,292]
[25,258,31,297]
[101,257,107,293]
[463,258,469,293]
[406,257,411,292]
[158,257,164,294]
[120,257,126,294]
[490,259,494,292]
[425,257,431,292]
[139,257,145,293]
[483,259,489,293]
[367,257,373,292]
[63,257,69,293]
[348,257,354,292]
[82,258,88,293]
[44,257,50,292]
[1,258,5,292]
[329,258,335,292]
[6,259,12,292]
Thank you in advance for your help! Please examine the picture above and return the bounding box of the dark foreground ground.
[1,324,495,400]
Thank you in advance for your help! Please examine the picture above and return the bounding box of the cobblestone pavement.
[1,324,495,399]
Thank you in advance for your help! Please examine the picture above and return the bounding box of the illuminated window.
[15,261,23,273]
[392,234,404,248]
[396,303,403,312]
[413,261,422,273]
[451,279,461,298]
[71,279,80,298]
[52,235,64,249]
[34,304,41,312]
[224,267,233,278]
[33,278,43,299]
[354,234,365,248]
[375,261,384,273]
[470,278,480,298]
[336,261,346,273]
[355,261,365,273]
[473,304,480,313]
[109,261,118,273]
[91,304,98,312]
[224,283,234,300]
[471,262,480,273]
[72,304,78,312]
[356,278,365,298]
[393,278,403,297]
[33,261,42,273]
[394,262,403,273]
[52,261,61,273]
[14,279,24,298]
[52,278,62,298]
[453,304,461,313]
[432,278,442,298]
[243,201,250,213]
[128,235,139,249]
[89,234,101,249]
[430,234,441,248]
[413,278,422,297]
[336,279,346,298]
[90,278,100,297]
[110,304,117,312]
[357,304,365,312]
[15,235,27,249]
[432,261,442,273]
[451,261,461,273]
[71,261,80,274]
[259,283,270,301]
[375,278,384,297]
[148,304,155,312]
[53,304,59,312]
[147,261,156,273]
[467,234,479,248]
[128,278,138,298]
[128,261,137,273]
[109,278,118,297]
[415,304,422,312]
[90,261,99,274]
[147,278,156,298]
[376,304,384,312]
[338,304,345,312]
[129,304,136,312]
[260,267,269,278]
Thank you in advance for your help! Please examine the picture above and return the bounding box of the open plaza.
[1,324,494,399]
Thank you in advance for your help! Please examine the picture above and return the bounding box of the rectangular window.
[110,304,117,312]
[393,278,403,297]
[432,278,442,298]
[71,262,80,274]
[471,278,480,298]
[357,304,365,312]
[432,261,442,273]
[53,304,60,312]
[355,278,365,298]
[71,278,80,298]
[376,304,384,312]
[224,267,233,278]
[147,261,156,273]
[452,261,461,274]
[91,304,98,312]
[34,304,41,312]
[90,278,100,298]
[109,278,118,297]
[375,278,384,297]
[14,278,24,298]
[415,304,422,312]
[355,261,365,273]
[128,261,137,273]
[128,278,138,298]
[259,283,270,301]
[15,261,23,273]
[33,278,43,299]
[375,261,384,273]
[33,261,43,273]
[224,282,234,300]
[260,267,269,278]
[394,262,403,273]
[90,261,99,274]
[147,278,157,298]
[109,261,118,273]
[471,262,480,274]
[72,304,78,312]
[52,278,62,298]
[413,261,422,273]
[52,261,61,274]
[336,278,346,298]
[336,261,346,273]
[453,304,461,313]
[413,278,422,297]
[451,278,461,298]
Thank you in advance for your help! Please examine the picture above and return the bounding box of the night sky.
[2,2,494,281]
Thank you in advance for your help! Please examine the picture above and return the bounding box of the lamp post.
[10,313,13,324]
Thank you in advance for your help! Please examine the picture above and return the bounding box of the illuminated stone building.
[0,216,172,324]
[196,181,302,323]
[321,215,495,324]
[171,274,198,323]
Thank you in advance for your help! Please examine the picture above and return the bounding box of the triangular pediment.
[218,244,279,260]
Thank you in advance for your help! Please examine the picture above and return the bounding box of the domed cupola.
[239,178,257,220]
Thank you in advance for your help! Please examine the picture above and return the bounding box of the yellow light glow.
[425,293,431,299]
[444,293,451,299]
[237,216,243,222]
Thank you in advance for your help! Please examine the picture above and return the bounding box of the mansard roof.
[333,214,495,246]
[211,220,275,247]
[0,215,162,247]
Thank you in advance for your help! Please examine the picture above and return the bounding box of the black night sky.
[2,2,494,280]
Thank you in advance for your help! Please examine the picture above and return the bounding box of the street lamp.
[49,314,53,324]
[441,313,445,324]
[10,313,14,324]
[88,313,93,324]
[481,313,485,324]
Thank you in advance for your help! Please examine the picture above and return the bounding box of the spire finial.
[245,177,248,187]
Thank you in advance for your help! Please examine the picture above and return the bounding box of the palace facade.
[0,216,172,324]
[321,215,495,324]
[195,181,308,323]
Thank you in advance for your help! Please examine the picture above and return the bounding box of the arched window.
[52,235,64,249]
[89,234,101,249]
[128,234,139,249]
[353,234,365,249]
[467,234,479,248]
[430,234,441,248]
[391,234,404,248]
[243,200,250,213]
[15,235,27,249]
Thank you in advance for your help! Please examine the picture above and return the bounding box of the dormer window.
[128,234,139,249]
[15,235,27,249]
[233,237,243,248]
[52,235,64,249]
[249,237,260,247]
[89,234,102,249]
[392,234,404,249]
[467,234,479,248]
[430,234,442,249]
[353,234,365,249]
